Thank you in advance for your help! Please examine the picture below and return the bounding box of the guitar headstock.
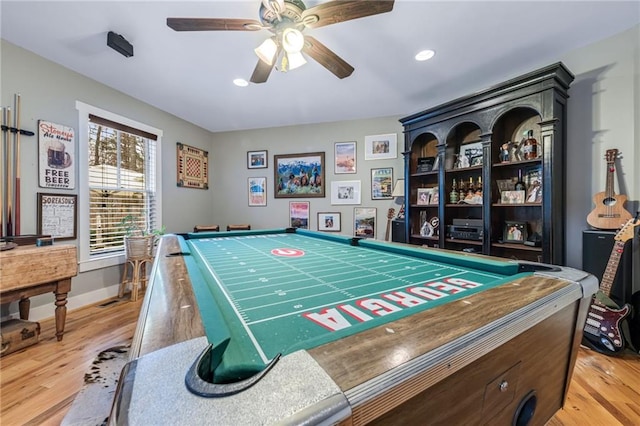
[387,208,395,219]
[614,212,640,243]
[605,148,619,164]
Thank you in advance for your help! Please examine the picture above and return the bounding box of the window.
[76,102,162,272]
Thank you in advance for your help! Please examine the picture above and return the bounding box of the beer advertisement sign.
[39,120,75,189]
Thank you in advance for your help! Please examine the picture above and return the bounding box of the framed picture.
[334,142,356,174]
[501,190,526,204]
[274,152,325,198]
[248,177,267,206]
[458,142,483,168]
[289,201,310,229]
[354,207,376,239]
[371,167,393,200]
[37,193,77,240]
[177,142,209,189]
[364,133,397,160]
[247,150,268,169]
[317,212,341,232]
[331,180,361,205]
[39,120,75,189]
[416,188,432,205]
[503,221,527,244]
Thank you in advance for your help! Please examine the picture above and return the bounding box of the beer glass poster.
[39,120,75,189]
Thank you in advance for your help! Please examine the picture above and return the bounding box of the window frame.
[76,101,163,272]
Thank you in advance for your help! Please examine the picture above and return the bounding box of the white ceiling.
[2,1,639,133]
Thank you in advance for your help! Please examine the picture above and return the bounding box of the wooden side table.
[0,244,77,341]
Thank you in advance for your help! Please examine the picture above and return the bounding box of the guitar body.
[587,191,632,230]
[582,215,639,355]
[583,295,631,354]
[587,148,633,229]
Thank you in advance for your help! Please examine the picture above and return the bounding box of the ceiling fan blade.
[302,0,394,29]
[302,36,354,79]
[250,48,281,84]
[167,18,263,31]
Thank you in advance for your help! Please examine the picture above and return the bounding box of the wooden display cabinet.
[399,63,574,264]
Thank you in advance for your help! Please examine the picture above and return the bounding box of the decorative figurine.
[500,143,510,163]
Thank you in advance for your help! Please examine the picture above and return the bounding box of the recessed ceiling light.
[415,49,435,62]
[233,78,249,87]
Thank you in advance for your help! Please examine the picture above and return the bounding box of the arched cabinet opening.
[408,133,439,246]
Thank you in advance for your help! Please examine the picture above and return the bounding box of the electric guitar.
[586,149,632,230]
[384,208,395,242]
[583,214,639,354]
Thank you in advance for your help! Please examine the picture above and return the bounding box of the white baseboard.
[4,284,121,323]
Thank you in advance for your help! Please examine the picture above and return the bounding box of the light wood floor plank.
[1,294,638,425]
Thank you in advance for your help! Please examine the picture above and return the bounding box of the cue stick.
[14,94,21,235]
[1,107,5,237]
[5,107,13,237]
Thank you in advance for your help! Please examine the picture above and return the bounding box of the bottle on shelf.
[522,130,538,160]
[515,169,526,192]
[458,180,466,202]
[450,179,459,203]
[477,176,483,195]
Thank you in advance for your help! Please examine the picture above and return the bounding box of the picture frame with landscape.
[334,141,356,174]
[274,152,325,198]
[247,150,268,169]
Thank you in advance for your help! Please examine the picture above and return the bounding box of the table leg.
[54,278,71,341]
[18,297,30,320]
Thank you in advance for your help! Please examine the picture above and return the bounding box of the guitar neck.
[605,161,615,196]
[600,240,626,296]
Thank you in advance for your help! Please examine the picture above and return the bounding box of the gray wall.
[1,40,216,319]
[2,24,638,321]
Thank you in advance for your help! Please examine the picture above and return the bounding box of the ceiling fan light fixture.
[285,50,307,71]
[255,37,278,65]
[282,28,304,54]
[262,0,285,13]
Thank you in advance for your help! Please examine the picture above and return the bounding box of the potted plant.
[119,215,165,259]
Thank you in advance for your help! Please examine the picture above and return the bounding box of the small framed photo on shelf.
[503,221,527,244]
[247,150,268,169]
[416,188,431,205]
[317,212,341,232]
[501,190,525,204]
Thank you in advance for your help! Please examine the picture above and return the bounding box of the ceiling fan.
[166,0,395,84]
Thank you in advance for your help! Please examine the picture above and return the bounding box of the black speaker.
[392,219,406,243]
[582,229,633,306]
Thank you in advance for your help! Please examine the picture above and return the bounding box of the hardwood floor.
[1,295,639,425]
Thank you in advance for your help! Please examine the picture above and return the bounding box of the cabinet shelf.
[491,203,541,207]
[492,242,542,252]
[400,62,573,265]
[411,234,439,241]
[492,158,542,168]
[446,238,483,246]
[444,165,483,174]
[411,170,439,177]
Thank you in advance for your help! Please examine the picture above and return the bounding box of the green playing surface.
[182,229,528,383]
